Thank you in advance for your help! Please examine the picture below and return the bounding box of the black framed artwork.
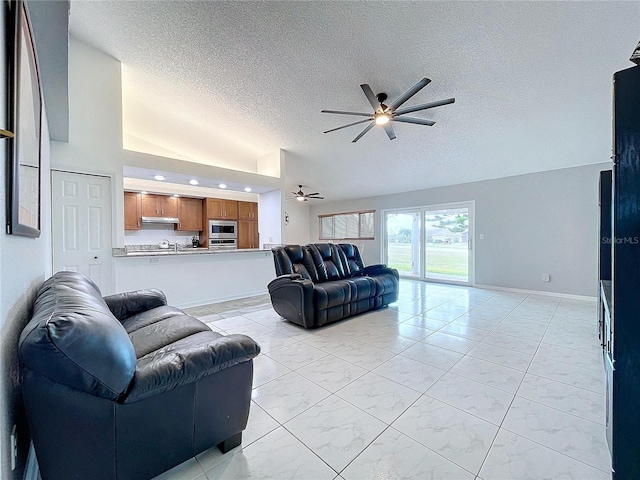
[5,0,42,238]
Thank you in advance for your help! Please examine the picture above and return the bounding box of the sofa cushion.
[121,305,191,333]
[314,280,352,310]
[338,244,366,276]
[308,244,347,281]
[123,332,259,403]
[347,276,377,301]
[128,312,211,358]
[18,271,136,400]
[273,245,315,280]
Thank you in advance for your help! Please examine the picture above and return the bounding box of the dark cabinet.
[605,64,640,479]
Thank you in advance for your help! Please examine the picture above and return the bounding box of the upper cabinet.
[177,197,203,231]
[125,192,203,232]
[205,198,238,219]
[141,193,178,218]
[238,201,258,220]
[124,192,142,230]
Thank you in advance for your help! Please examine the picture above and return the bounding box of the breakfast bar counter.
[112,247,272,257]
[113,247,274,309]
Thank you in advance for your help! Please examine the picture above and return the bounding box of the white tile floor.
[155,279,610,480]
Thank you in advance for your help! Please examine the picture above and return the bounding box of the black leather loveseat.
[268,243,399,328]
[19,271,260,480]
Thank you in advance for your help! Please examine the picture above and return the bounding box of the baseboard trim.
[474,284,597,302]
[175,289,268,309]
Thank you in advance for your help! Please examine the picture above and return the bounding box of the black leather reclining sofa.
[18,271,260,480]
[268,243,399,328]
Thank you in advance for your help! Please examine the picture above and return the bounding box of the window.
[319,210,375,240]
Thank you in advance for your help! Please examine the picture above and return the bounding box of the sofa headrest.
[307,244,347,281]
[19,271,137,400]
[338,243,365,276]
[272,245,316,280]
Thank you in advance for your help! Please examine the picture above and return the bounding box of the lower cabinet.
[238,220,259,249]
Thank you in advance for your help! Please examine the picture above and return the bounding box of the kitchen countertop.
[112,246,272,257]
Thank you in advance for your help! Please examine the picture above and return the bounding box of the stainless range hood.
[141,216,179,224]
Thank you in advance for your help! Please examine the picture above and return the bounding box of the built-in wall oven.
[208,220,237,249]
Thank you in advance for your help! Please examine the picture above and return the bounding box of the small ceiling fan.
[322,77,455,143]
[287,185,324,202]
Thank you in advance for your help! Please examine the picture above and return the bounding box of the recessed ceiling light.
[141,191,148,194]
[154,175,165,181]
[244,187,252,192]
[218,183,227,189]
[189,179,199,185]
[173,194,180,197]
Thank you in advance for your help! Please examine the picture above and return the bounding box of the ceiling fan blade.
[308,196,324,199]
[305,192,320,196]
[392,117,436,126]
[394,98,455,116]
[321,110,374,117]
[382,122,396,141]
[386,77,431,112]
[360,84,382,113]
[352,122,375,143]
[324,119,373,134]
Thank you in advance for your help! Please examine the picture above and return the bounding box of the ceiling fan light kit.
[322,77,455,143]
[289,185,324,202]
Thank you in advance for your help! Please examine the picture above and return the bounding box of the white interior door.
[52,171,114,293]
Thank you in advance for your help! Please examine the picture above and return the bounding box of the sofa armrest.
[268,275,316,328]
[103,289,168,321]
[123,332,260,403]
[364,264,399,278]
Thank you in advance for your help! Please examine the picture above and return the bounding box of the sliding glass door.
[424,206,470,283]
[384,202,474,285]
[384,211,421,277]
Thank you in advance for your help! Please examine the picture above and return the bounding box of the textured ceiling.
[69,1,639,201]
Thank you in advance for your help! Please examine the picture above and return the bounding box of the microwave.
[209,220,237,239]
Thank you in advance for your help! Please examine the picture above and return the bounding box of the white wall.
[0,5,53,477]
[50,36,126,246]
[258,189,283,248]
[115,251,274,307]
[309,164,607,297]
[284,198,311,245]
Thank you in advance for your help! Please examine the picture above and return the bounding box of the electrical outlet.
[542,273,551,282]
[150,257,160,264]
[11,425,17,471]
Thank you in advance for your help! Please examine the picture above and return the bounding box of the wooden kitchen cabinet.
[177,197,203,231]
[141,193,178,217]
[205,198,238,219]
[238,201,258,220]
[238,219,259,249]
[124,192,142,230]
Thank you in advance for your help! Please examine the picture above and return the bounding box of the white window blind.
[319,211,375,240]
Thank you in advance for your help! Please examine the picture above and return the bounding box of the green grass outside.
[387,242,468,280]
